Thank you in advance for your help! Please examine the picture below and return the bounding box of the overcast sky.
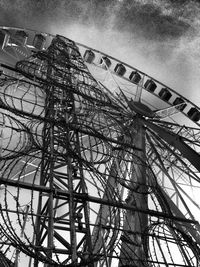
[1,0,200,104]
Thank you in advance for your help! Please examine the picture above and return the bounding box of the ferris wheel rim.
[0,26,200,128]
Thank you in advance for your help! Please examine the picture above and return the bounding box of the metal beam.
[0,177,197,224]
[145,119,200,174]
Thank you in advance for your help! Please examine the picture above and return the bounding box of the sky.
[0,0,200,105]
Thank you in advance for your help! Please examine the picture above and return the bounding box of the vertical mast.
[16,35,94,266]
[119,119,148,266]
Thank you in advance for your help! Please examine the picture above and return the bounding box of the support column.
[119,120,148,267]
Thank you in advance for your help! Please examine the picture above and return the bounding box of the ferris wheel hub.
[128,100,154,118]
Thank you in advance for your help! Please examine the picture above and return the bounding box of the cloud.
[108,0,192,41]
[0,0,198,40]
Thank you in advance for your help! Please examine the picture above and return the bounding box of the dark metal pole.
[119,119,148,266]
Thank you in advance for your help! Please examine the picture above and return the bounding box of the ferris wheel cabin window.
[99,56,111,68]
[144,79,157,92]
[12,31,28,46]
[114,63,126,76]
[173,97,187,111]
[187,107,200,122]
[83,49,95,63]
[33,34,46,50]
[129,71,141,84]
[158,88,172,102]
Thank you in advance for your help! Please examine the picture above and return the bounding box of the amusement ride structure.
[0,26,200,266]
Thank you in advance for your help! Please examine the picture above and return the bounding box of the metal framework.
[0,32,200,266]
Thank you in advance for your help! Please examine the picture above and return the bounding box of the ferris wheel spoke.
[148,149,200,220]
[145,132,200,262]
[155,184,200,244]
[146,132,200,227]
[146,129,200,184]
[91,154,124,258]
[145,119,200,176]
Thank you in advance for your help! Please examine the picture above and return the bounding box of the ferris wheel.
[0,26,200,267]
